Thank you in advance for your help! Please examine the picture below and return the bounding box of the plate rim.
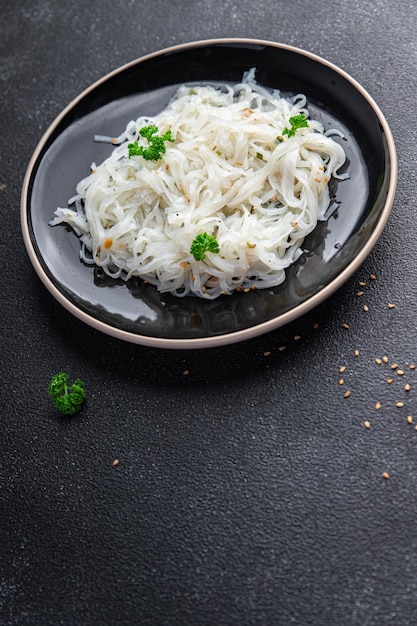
[20,37,398,349]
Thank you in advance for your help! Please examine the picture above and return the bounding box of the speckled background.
[2,1,417,625]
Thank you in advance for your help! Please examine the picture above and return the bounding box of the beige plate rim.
[20,37,398,349]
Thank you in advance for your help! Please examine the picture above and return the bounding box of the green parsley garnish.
[282,113,309,138]
[128,125,174,161]
[47,372,86,415]
[190,233,220,261]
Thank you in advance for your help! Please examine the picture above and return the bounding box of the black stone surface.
[1,1,417,625]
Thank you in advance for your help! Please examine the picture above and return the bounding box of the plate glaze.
[21,39,397,348]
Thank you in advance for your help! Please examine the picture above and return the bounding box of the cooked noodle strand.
[50,70,347,299]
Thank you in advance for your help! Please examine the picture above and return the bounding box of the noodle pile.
[50,70,347,299]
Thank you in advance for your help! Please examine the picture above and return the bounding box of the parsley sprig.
[48,372,86,415]
[281,113,309,138]
[190,233,220,261]
[128,125,174,161]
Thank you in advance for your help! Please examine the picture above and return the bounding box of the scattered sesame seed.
[370,274,376,280]
[339,365,346,373]
[313,322,319,329]
[387,378,394,384]
[354,349,360,357]
[387,303,396,309]
[182,370,190,376]
[112,459,119,467]
[391,363,399,370]
[405,383,411,392]
[407,415,413,424]
[397,369,405,376]
[359,281,367,286]
[363,304,369,312]
[382,356,389,363]
[357,291,364,296]
[278,345,286,351]
[410,364,416,370]
[375,358,382,365]
[344,390,351,398]
[382,471,390,479]
[263,351,271,357]
[342,323,350,329]
[293,335,301,341]
[396,401,404,408]
[339,378,345,385]
[375,401,382,410]
[364,420,371,429]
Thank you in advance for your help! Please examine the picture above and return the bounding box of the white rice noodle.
[50,69,348,299]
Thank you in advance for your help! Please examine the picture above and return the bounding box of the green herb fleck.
[128,125,174,161]
[48,372,86,415]
[282,113,309,138]
[190,233,220,261]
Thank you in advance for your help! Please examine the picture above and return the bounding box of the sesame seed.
[407,415,413,424]
[339,378,345,385]
[344,390,351,398]
[396,401,404,408]
[342,323,350,329]
[263,351,271,357]
[293,335,301,341]
[182,370,190,376]
[370,274,376,280]
[339,365,346,373]
[386,378,394,384]
[112,459,119,467]
[382,356,389,363]
[410,364,416,370]
[313,322,319,329]
[375,401,382,410]
[375,358,382,365]
[354,349,360,357]
[363,304,369,312]
[364,420,371,429]
[359,281,367,286]
[278,345,286,351]
[405,383,411,392]
[357,290,364,296]
[382,471,390,479]
[397,369,405,376]
[387,303,396,309]
[391,363,399,370]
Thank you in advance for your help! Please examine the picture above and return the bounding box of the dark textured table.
[2,1,417,624]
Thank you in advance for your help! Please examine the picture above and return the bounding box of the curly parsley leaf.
[128,125,174,161]
[190,233,220,261]
[48,372,86,416]
[282,113,309,138]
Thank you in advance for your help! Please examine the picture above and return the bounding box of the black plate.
[21,39,397,349]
